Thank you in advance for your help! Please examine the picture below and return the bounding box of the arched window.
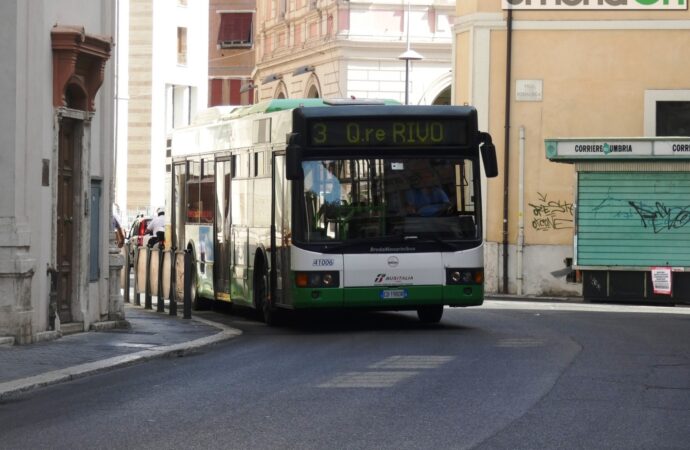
[432,86,451,105]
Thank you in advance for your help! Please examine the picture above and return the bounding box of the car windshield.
[296,157,480,245]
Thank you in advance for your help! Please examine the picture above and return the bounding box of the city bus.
[169,98,498,324]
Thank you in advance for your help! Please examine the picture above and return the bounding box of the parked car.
[125,215,152,265]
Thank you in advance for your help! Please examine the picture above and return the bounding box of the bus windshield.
[297,157,479,245]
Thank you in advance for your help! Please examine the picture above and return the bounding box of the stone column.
[108,230,125,320]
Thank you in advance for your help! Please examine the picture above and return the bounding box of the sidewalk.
[0,304,241,400]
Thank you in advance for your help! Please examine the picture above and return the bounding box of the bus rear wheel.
[417,305,443,323]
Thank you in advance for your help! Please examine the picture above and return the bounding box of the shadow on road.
[200,301,475,334]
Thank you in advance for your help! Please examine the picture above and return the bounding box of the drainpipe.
[517,126,525,296]
[502,8,513,294]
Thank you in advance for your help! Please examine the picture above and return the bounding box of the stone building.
[209,0,256,106]
[0,0,123,344]
[253,0,455,105]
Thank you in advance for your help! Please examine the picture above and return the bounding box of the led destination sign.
[308,119,468,147]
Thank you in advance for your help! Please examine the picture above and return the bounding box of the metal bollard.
[169,248,177,316]
[145,246,152,309]
[134,248,142,306]
[157,244,165,312]
[183,249,192,319]
[124,246,130,304]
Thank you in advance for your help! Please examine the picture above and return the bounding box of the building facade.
[125,0,209,219]
[0,0,122,344]
[254,0,455,105]
[454,0,690,297]
[208,0,256,106]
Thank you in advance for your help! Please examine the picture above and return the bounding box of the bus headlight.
[446,268,483,285]
[296,271,339,288]
[322,273,334,286]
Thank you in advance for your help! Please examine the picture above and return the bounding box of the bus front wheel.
[255,265,279,326]
[417,305,443,323]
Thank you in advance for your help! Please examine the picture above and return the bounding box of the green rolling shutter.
[577,172,690,267]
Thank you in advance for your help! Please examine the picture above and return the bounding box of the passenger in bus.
[405,173,451,217]
[322,162,341,205]
[147,207,165,247]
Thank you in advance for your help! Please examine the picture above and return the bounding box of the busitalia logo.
[374,273,414,284]
[503,0,687,9]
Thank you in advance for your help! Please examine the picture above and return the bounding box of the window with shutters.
[177,27,187,65]
[218,12,253,48]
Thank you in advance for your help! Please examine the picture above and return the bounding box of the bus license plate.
[380,289,408,300]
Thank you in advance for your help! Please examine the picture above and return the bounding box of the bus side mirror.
[479,132,498,178]
[286,133,303,180]
[481,143,498,178]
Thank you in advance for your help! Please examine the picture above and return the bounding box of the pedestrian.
[147,207,165,247]
[112,205,125,249]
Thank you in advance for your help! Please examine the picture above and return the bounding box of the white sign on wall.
[516,80,542,102]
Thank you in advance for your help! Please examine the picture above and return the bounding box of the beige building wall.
[128,0,154,215]
[455,1,690,295]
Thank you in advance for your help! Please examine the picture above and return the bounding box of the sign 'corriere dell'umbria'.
[546,138,690,160]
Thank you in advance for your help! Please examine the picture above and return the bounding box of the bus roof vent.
[323,98,389,106]
[192,106,240,125]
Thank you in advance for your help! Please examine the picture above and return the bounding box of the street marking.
[318,371,417,388]
[319,355,454,388]
[369,355,455,370]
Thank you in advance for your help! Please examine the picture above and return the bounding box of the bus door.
[214,158,232,300]
[230,152,250,304]
[272,153,291,306]
[186,160,216,299]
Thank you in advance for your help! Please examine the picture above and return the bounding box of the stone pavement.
[0,304,241,400]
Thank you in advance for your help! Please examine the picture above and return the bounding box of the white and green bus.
[169,98,498,324]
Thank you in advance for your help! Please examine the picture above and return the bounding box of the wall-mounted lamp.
[261,73,283,84]
[239,82,255,93]
[292,65,315,76]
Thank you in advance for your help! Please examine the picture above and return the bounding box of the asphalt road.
[1,301,689,449]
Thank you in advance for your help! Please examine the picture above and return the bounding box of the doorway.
[56,117,81,323]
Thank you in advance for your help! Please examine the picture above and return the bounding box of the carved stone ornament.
[51,25,112,112]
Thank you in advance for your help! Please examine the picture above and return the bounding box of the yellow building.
[454,0,690,298]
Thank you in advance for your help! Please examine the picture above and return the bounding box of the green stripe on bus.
[291,285,483,309]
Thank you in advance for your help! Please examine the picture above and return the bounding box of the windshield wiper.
[404,234,460,251]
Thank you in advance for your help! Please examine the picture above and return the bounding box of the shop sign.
[503,0,687,10]
[546,139,690,160]
[654,141,690,156]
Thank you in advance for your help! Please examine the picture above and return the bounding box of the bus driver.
[405,171,450,217]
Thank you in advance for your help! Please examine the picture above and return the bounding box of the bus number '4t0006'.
[309,119,466,147]
[312,258,334,267]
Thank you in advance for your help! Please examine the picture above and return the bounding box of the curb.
[0,311,242,401]
[486,294,585,304]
